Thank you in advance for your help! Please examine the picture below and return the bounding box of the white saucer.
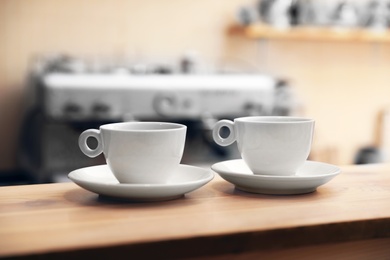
[68,164,214,201]
[211,159,341,195]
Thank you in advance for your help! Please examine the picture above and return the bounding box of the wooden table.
[1,164,390,259]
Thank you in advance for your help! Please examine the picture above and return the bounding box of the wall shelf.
[229,23,390,43]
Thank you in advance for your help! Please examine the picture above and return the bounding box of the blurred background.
[2,0,390,184]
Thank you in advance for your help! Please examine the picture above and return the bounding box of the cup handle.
[78,129,103,158]
[212,120,236,146]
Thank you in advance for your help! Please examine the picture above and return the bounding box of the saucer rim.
[68,164,214,201]
[68,164,214,188]
[211,159,340,195]
[211,159,341,180]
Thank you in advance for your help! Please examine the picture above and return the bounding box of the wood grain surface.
[1,164,390,259]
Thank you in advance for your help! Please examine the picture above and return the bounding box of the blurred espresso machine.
[19,55,298,183]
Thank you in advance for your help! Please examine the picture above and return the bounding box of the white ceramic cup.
[213,116,315,176]
[78,122,187,184]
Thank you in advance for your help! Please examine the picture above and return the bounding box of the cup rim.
[100,122,186,132]
[235,116,314,123]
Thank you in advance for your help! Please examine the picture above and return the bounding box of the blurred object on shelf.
[364,0,390,32]
[301,0,333,26]
[260,0,293,29]
[236,5,258,26]
[331,1,360,28]
[238,0,390,31]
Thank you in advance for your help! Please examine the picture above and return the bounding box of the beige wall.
[1,0,390,171]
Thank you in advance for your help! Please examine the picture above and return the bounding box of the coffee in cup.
[213,116,314,176]
[79,122,187,184]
